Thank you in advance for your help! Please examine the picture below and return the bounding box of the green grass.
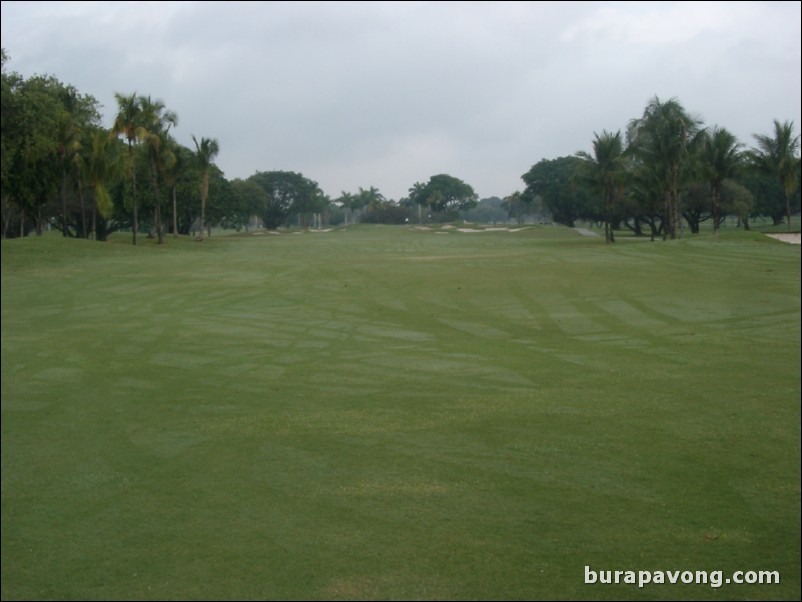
[2,226,800,601]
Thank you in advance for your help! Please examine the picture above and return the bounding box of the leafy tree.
[192,135,220,241]
[204,167,234,234]
[230,178,266,231]
[415,174,477,219]
[622,165,660,238]
[361,197,413,224]
[628,96,703,239]
[0,59,101,237]
[682,181,714,234]
[720,179,755,230]
[5,74,64,235]
[248,170,321,229]
[501,193,529,224]
[463,196,511,224]
[739,172,790,225]
[576,130,627,243]
[749,120,800,231]
[295,185,330,228]
[521,156,591,227]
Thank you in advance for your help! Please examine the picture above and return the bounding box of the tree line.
[1,50,226,243]
[2,50,798,242]
[0,51,479,242]
[519,96,800,242]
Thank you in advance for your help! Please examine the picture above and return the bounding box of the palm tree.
[750,120,800,231]
[628,96,703,239]
[111,92,144,245]
[192,135,220,241]
[72,135,88,238]
[162,140,183,237]
[577,130,626,243]
[357,186,386,220]
[86,129,120,240]
[139,96,178,244]
[408,181,426,223]
[699,126,743,233]
[55,88,82,237]
[337,191,355,225]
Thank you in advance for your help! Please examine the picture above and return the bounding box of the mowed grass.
[2,225,799,601]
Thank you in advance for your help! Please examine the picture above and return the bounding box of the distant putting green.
[2,226,799,600]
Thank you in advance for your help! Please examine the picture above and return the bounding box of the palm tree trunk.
[670,164,679,240]
[78,175,87,238]
[35,203,44,236]
[198,175,208,241]
[2,204,11,238]
[712,184,720,234]
[129,139,138,246]
[172,186,178,237]
[783,188,791,232]
[156,198,163,243]
[61,165,68,237]
[151,164,163,244]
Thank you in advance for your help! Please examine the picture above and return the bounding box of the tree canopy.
[521,156,592,228]
[248,170,322,229]
[2,47,799,240]
[411,174,478,219]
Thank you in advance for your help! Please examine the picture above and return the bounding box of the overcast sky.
[2,1,800,200]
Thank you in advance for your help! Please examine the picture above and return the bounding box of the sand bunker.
[765,233,801,244]
[455,227,529,233]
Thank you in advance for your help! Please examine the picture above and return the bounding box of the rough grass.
[2,225,800,601]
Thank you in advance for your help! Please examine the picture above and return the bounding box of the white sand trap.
[455,227,530,233]
[574,228,599,237]
[766,233,801,244]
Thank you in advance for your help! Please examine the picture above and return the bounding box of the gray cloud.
[2,1,800,200]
